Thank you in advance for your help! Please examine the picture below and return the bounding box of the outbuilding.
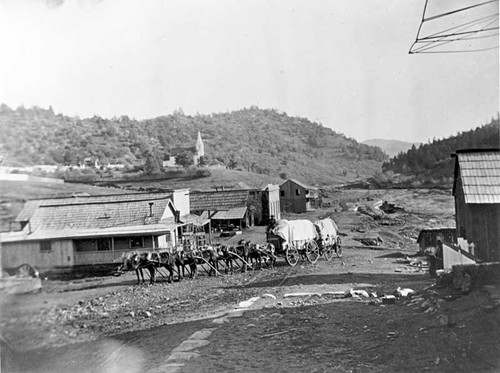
[452,149,500,262]
[416,228,457,252]
[279,179,320,213]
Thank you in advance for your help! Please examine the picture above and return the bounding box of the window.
[97,238,111,251]
[295,189,300,196]
[130,237,144,248]
[280,190,285,197]
[113,237,129,250]
[74,239,97,252]
[40,241,52,252]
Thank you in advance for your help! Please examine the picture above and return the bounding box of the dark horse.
[176,247,199,279]
[146,251,178,283]
[119,251,156,284]
[193,245,220,276]
[219,241,252,273]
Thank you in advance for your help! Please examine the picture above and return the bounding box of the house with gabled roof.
[0,189,202,272]
[279,179,320,213]
[452,149,500,262]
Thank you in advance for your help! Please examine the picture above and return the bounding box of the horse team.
[118,240,277,285]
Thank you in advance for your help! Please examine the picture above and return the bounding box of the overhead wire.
[418,15,499,40]
[412,17,499,53]
[422,0,498,22]
[412,15,499,53]
[412,21,499,53]
[409,0,499,54]
[411,14,498,52]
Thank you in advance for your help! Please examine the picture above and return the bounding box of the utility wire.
[412,33,499,54]
[423,0,498,22]
[419,16,498,40]
[412,16,498,52]
[411,45,499,54]
[412,16,499,53]
[409,0,499,54]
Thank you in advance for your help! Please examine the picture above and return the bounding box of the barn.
[279,179,320,213]
[452,149,500,262]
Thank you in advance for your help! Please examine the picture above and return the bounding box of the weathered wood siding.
[74,249,132,266]
[280,180,307,213]
[455,173,500,262]
[268,185,281,220]
[2,240,74,271]
[469,204,500,262]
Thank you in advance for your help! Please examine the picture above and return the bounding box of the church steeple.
[196,131,204,158]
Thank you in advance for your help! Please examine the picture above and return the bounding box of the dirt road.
[2,188,499,372]
[2,245,500,373]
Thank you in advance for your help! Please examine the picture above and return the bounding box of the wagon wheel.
[305,240,320,264]
[16,263,40,278]
[324,245,334,261]
[285,245,299,267]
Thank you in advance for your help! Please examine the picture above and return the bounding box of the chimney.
[171,189,190,217]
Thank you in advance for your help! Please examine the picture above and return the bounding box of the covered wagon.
[313,218,342,261]
[267,219,320,266]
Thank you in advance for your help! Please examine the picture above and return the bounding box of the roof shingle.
[211,207,247,220]
[190,190,249,211]
[455,150,500,204]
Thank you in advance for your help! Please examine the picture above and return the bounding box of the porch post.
[208,210,212,244]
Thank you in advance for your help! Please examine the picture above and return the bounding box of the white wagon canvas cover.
[272,219,318,246]
[314,218,339,246]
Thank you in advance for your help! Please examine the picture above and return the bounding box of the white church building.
[163,131,205,168]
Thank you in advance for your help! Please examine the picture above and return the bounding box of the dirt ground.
[2,188,499,372]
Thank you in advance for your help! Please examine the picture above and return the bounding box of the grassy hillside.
[0,105,386,185]
[96,169,283,191]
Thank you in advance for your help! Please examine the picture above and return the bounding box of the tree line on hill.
[0,104,386,185]
[375,117,499,188]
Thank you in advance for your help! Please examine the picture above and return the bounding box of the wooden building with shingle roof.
[1,190,195,272]
[452,149,500,262]
[189,185,281,231]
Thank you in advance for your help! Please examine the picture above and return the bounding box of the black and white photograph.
[0,0,499,372]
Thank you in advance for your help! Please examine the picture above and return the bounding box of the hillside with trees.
[0,104,386,185]
[377,117,499,188]
[362,139,420,158]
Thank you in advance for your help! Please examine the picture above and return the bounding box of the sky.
[0,0,498,143]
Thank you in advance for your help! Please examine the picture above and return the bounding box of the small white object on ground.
[262,293,276,299]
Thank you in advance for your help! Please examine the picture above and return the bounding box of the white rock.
[262,293,276,299]
[395,287,415,297]
[284,292,318,298]
[352,290,370,298]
